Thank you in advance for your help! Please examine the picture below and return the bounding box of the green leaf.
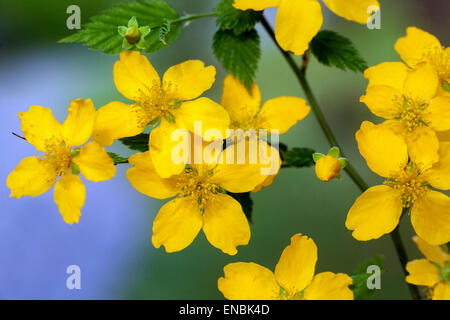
[59,0,180,54]
[283,147,315,168]
[216,0,262,35]
[108,152,129,165]
[226,192,253,223]
[350,256,385,300]
[212,28,260,91]
[119,133,150,152]
[310,30,368,73]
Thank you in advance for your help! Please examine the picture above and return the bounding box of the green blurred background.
[0,0,448,299]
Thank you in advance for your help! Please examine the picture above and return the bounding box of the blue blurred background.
[0,0,448,299]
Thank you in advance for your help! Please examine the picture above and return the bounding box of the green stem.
[260,16,420,300]
[169,12,217,25]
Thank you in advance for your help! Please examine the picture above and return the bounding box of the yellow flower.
[93,50,230,178]
[233,0,379,55]
[315,155,341,182]
[346,121,450,245]
[221,75,310,190]
[7,99,116,224]
[361,62,450,165]
[126,138,267,255]
[406,236,450,300]
[218,233,354,300]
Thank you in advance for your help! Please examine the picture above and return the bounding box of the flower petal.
[275,0,323,55]
[19,105,63,152]
[346,185,403,241]
[360,85,403,119]
[72,142,116,182]
[221,75,261,125]
[233,0,280,11]
[126,151,179,199]
[423,96,450,132]
[7,157,56,198]
[405,259,440,287]
[412,236,447,267]
[274,234,317,296]
[303,272,354,300]
[403,63,439,103]
[151,197,203,253]
[363,62,409,92]
[53,173,86,224]
[218,262,280,300]
[203,193,250,255]
[113,50,160,101]
[62,98,95,147]
[92,101,144,147]
[411,190,450,245]
[432,282,450,300]
[405,126,439,171]
[257,97,310,134]
[422,142,450,190]
[323,0,380,24]
[163,60,216,101]
[355,121,408,178]
[395,27,442,68]
[175,97,230,141]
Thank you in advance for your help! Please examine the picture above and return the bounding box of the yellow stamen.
[385,164,428,207]
[43,138,72,176]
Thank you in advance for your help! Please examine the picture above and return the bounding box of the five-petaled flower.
[218,233,353,300]
[233,0,379,55]
[406,236,450,300]
[7,99,116,224]
[346,121,450,245]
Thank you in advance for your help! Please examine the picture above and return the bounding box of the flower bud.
[315,155,341,182]
[125,26,140,44]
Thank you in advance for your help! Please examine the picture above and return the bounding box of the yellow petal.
[346,185,403,241]
[151,197,203,253]
[203,193,250,255]
[62,98,95,147]
[275,0,323,55]
[126,151,178,199]
[92,101,144,147]
[221,75,261,125]
[257,97,310,134]
[323,0,379,24]
[405,126,439,171]
[315,155,341,182]
[175,97,230,141]
[218,262,280,300]
[405,259,440,287]
[149,119,187,178]
[72,142,116,182]
[437,130,450,142]
[233,0,280,11]
[113,50,160,101]
[19,105,63,152]
[422,142,450,190]
[411,190,450,245]
[363,62,409,92]
[423,96,450,132]
[274,234,317,296]
[303,272,354,300]
[412,236,447,267]
[355,121,408,178]
[403,63,439,103]
[162,60,216,101]
[395,27,442,68]
[432,282,450,300]
[7,157,56,198]
[252,141,281,191]
[53,173,85,224]
[360,86,403,119]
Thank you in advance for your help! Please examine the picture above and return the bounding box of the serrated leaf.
[108,152,129,164]
[119,133,150,152]
[60,0,180,54]
[310,30,368,73]
[213,28,260,91]
[226,191,253,223]
[216,0,262,35]
[284,147,315,168]
[350,256,385,300]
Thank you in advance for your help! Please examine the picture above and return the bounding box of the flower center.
[395,96,428,132]
[385,164,428,207]
[177,166,221,209]
[44,138,72,176]
[426,47,450,82]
